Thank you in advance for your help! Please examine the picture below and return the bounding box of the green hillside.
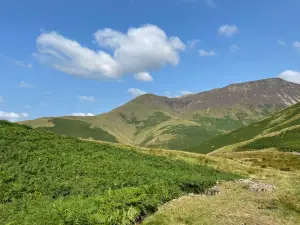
[36,117,117,142]
[188,102,300,154]
[0,120,238,225]
[20,99,280,151]
[237,127,300,152]
[20,78,300,151]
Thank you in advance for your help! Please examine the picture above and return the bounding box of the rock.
[206,185,221,195]
[237,179,276,192]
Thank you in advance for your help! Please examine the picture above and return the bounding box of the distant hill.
[20,78,300,150]
[188,102,300,154]
[0,120,237,224]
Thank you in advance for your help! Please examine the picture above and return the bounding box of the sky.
[1,0,300,121]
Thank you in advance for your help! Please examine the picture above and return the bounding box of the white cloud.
[128,88,146,97]
[134,72,153,82]
[78,96,96,102]
[277,40,286,46]
[0,54,32,69]
[278,70,300,84]
[218,25,239,37]
[199,50,216,56]
[40,103,48,106]
[230,44,240,53]
[0,96,3,103]
[164,90,193,98]
[293,41,300,51]
[206,0,216,7]
[35,25,185,80]
[187,39,200,49]
[0,111,29,121]
[71,112,95,116]
[180,90,194,96]
[20,81,35,88]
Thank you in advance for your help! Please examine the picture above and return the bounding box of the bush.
[0,121,239,224]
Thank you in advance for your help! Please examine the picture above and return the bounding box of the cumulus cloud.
[277,40,286,46]
[71,113,95,116]
[293,41,300,51]
[230,45,240,53]
[78,96,96,102]
[278,70,300,84]
[218,25,239,37]
[35,25,185,80]
[164,90,193,98]
[199,50,216,56]
[0,96,3,103]
[134,72,153,82]
[180,90,194,96]
[0,111,29,121]
[128,88,146,97]
[187,39,200,49]
[20,81,35,88]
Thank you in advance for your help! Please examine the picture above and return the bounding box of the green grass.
[143,150,300,225]
[120,111,171,134]
[158,124,222,150]
[188,103,300,154]
[0,120,239,225]
[191,115,245,132]
[238,127,300,153]
[38,118,117,143]
[214,151,300,171]
[186,118,271,154]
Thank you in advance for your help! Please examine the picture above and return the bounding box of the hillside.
[188,102,300,154]
[21,78,300,150]
[0,120,238,224]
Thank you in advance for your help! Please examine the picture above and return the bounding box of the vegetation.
[158,124,221,150]
[187,117,272,154]
[38,118,117,142]
[191,115,245,132]
[238,127,300,152]
[214,151,300,171]
[120,111,171,134]
[21,80,289,151]
[188,102,300,154]
[144,150,300,225]
[0,120,238,225]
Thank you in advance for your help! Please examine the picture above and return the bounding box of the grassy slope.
[36,117,117,143]
[0,120,238,225]
[20,96,279,151]
[143,150,300,225]
[188,102,300,154]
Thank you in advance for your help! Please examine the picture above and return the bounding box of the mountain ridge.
[20,78,300,150]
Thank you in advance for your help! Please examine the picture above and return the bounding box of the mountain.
[189,102,300,154]
[20,78,300,150]
[0,120,237,224]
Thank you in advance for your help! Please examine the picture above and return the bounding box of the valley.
[20,78,300,151]
[2,78,300,225]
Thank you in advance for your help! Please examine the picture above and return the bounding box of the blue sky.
[1,0,300,121]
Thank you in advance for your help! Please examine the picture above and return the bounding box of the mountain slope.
[0,120,238,224]
[188,102,300,154]
[21,78,300,150]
